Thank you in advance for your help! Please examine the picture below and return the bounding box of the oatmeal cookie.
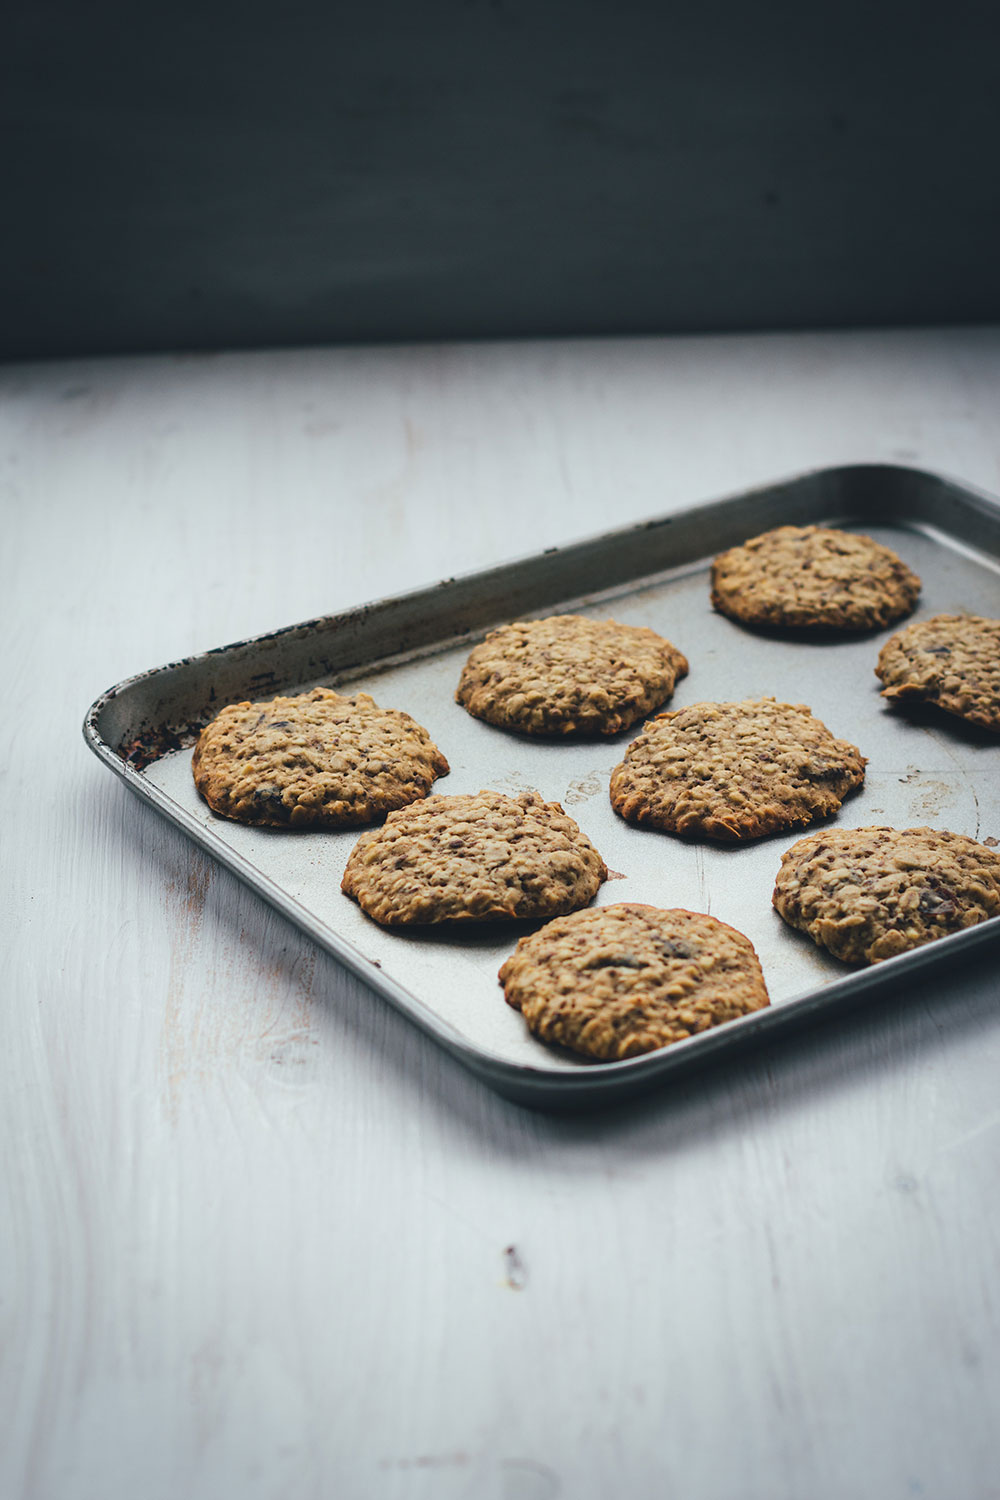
[773,825,1000,964]
[341,789,606,925]
[192,687,449,827]
[711,525,920,630]
[499,903,770,1060]
[875,614,1000,732]
[609,697,865,841]
[455,614,688,736]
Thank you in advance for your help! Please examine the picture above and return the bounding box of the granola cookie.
[192,687,449,827]
[499,903,770,1060]
[456,614,689,736]
[341,789,607,925]
[711,525,920,630]
[773,825,1000,964]
[875,614,1000,732]
[609,697,866,842]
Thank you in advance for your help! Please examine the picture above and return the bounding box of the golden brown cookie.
[875,614,1000,732]
[609,697,866,842]
[499,903,770,1060]
[711,525,920,630]
[773,825,1000,964]
[341,789,607,925]
[192,687,449,827]
[455,614,689,736]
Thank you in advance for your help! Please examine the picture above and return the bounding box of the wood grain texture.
[3,326,1000,1500]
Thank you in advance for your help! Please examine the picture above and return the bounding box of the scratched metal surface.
[85,467,1000,1105]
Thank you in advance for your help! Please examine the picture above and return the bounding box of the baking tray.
[83,464,1000,1108]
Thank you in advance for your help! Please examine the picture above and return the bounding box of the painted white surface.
[3,326,1000,1500]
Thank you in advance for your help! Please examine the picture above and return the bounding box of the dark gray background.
[4,0,999,360]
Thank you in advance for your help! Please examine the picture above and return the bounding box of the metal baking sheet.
[84,464,1000,1108]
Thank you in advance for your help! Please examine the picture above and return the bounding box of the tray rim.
[83,461,1000,1109]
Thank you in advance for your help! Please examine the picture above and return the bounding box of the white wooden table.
[4,327,1000,1500]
